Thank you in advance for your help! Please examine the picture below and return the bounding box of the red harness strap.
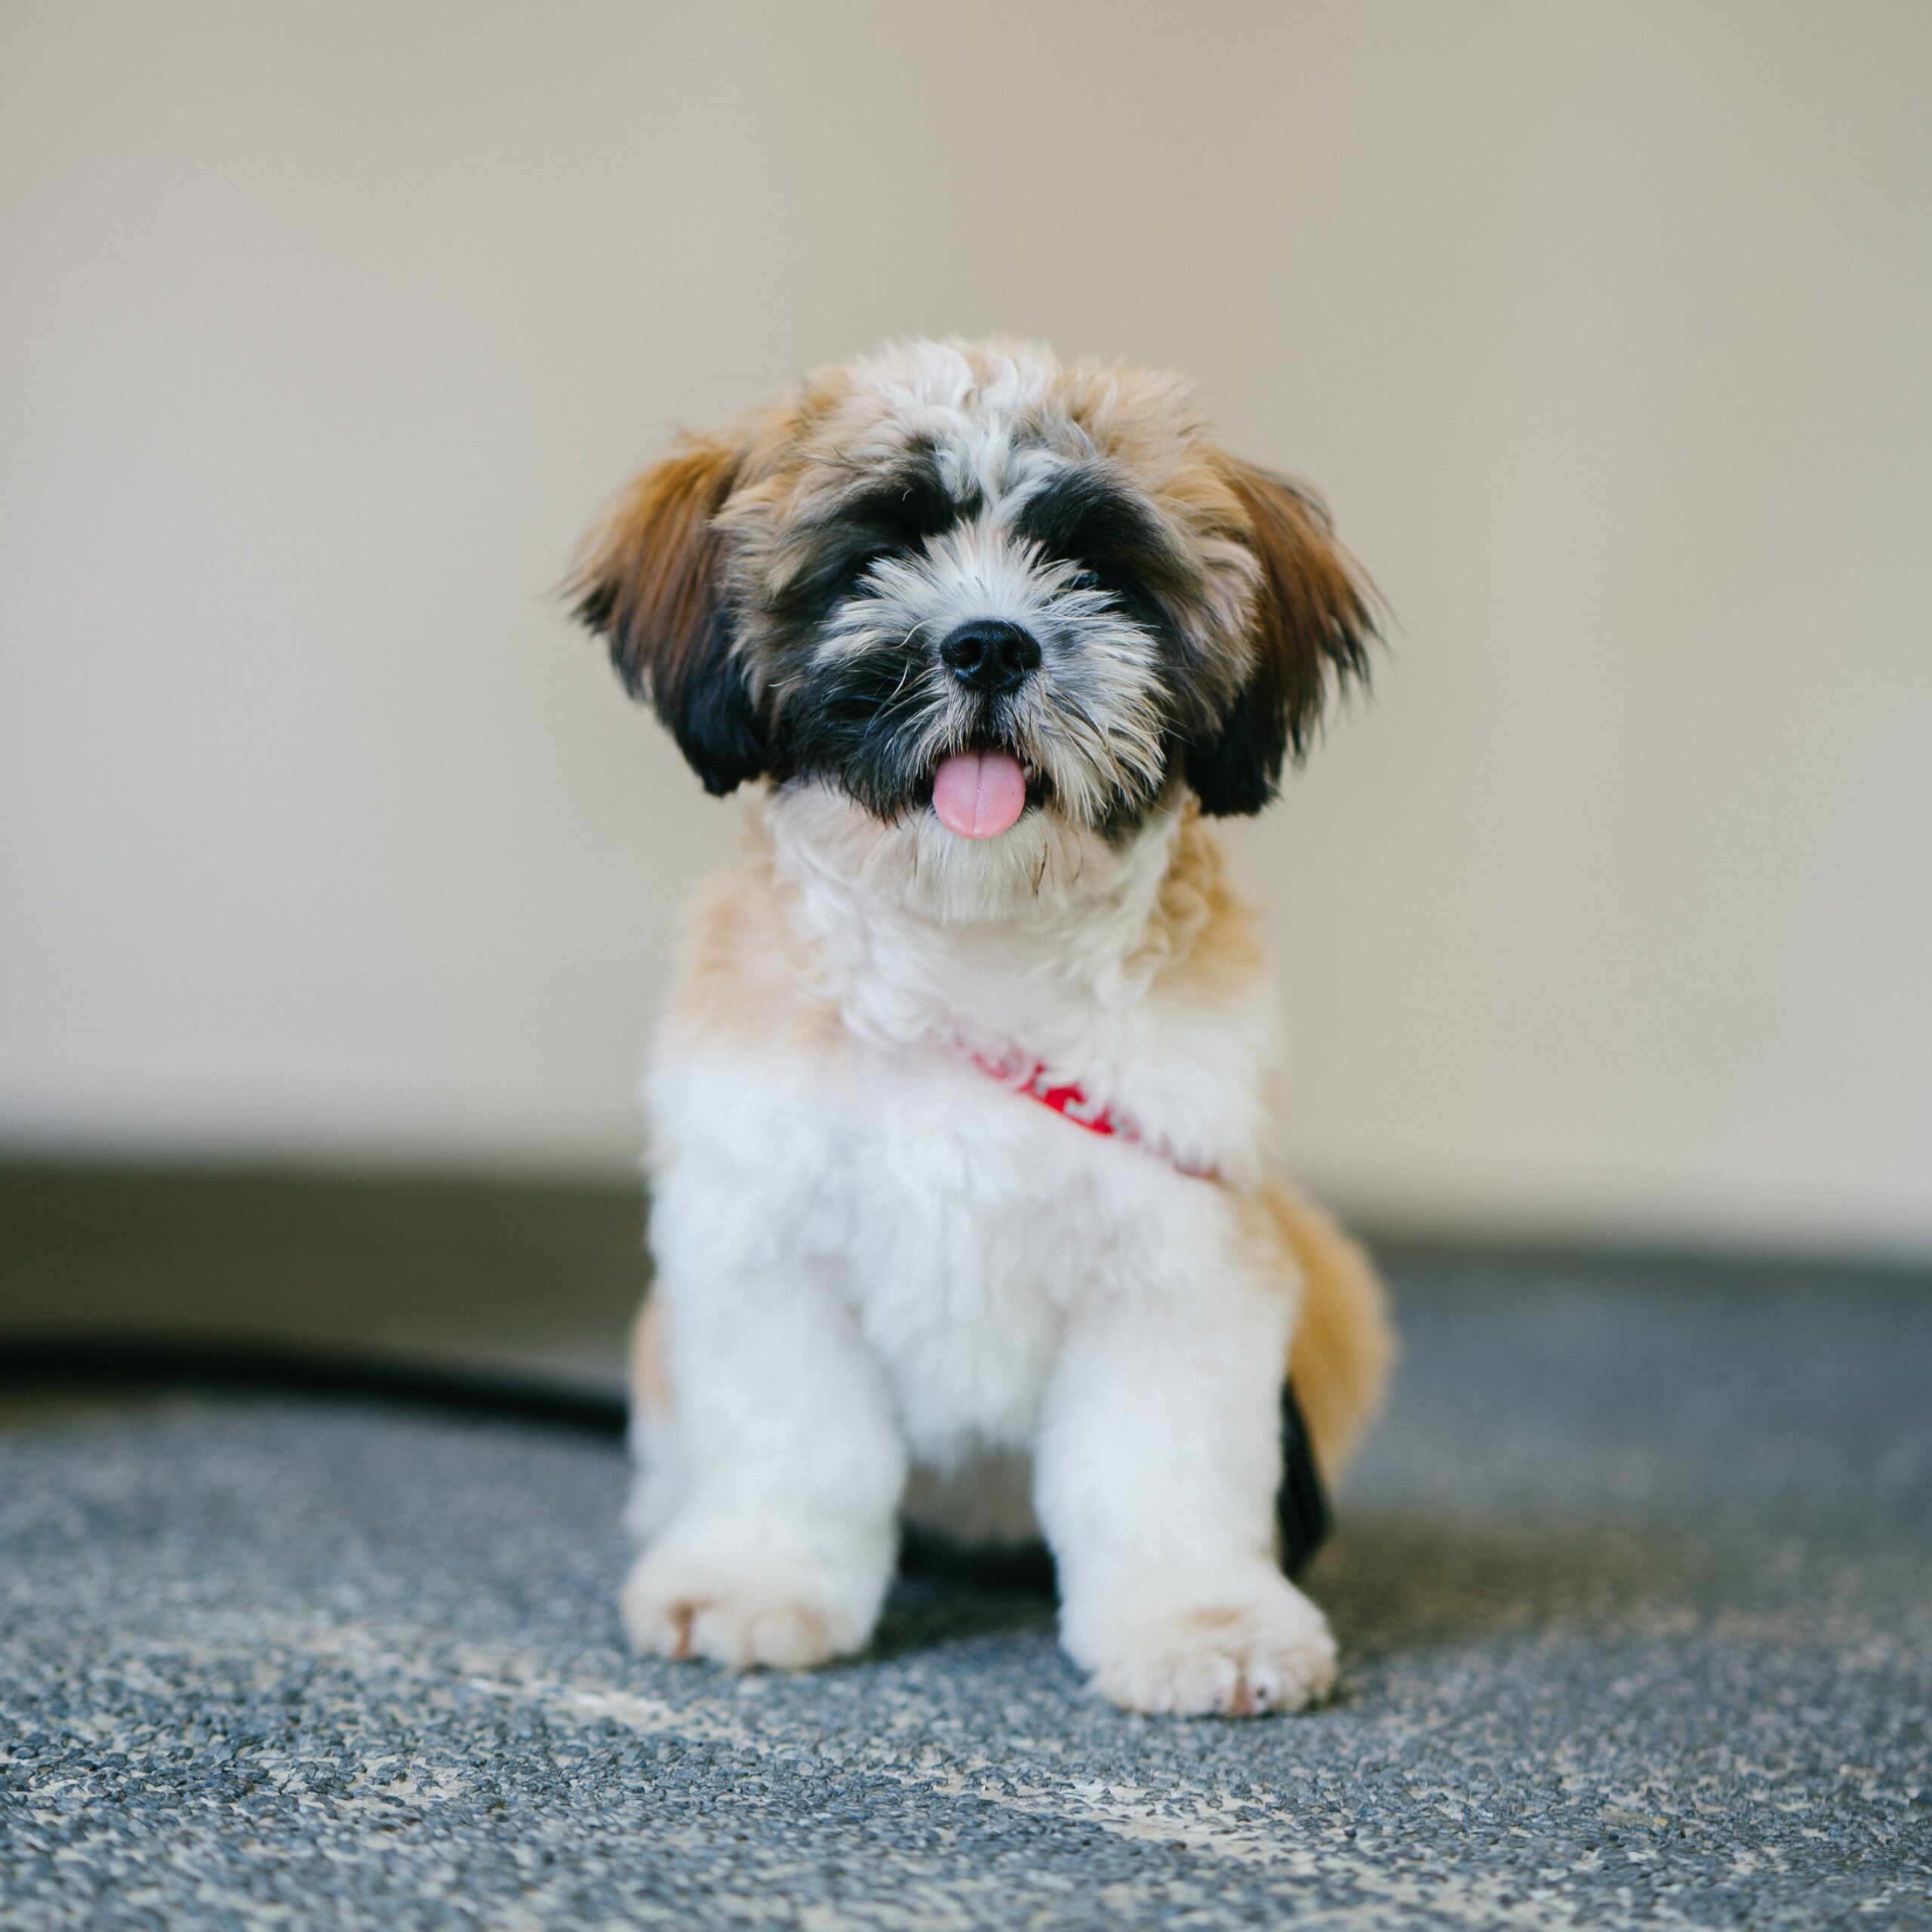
[952,1038,1218,1182]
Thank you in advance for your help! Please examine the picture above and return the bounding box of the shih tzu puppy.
[572,339,1393,1717]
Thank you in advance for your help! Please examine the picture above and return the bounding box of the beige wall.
[3,2,1928,1254]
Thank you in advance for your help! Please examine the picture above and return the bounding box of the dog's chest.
[805,1049,1137,1462]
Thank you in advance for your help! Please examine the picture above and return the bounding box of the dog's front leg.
[1035,1235,1338,1716]
[620,1242,906,1672]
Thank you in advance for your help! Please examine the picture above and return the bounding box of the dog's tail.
[1264,1183,1396,1484]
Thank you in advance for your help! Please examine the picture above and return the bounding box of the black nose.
[938,620,1041,696]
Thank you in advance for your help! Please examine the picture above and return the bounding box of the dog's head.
[573,340,1373,891]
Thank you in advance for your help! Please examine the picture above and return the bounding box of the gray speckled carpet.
[2,1240,1930,1929]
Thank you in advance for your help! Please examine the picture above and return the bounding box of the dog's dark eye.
[1070,562,1146,609]
[777,542,894,623]
[1015,466,1191,639]
[838,549,893,597]
[774,453,975,628]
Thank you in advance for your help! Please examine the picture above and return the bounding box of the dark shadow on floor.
[866,1509,1810,1670]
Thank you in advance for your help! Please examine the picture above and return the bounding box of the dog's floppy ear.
[1185,460,1377,817]
[570,432,768,796]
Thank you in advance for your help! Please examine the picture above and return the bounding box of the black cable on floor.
[0,1334,628,1437]
[2,1334,1327,1593]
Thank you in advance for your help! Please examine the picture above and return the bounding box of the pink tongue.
[931,751,1028,838]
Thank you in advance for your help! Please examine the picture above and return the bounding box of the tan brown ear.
[569,432,768,796]
[1186,459,1377,817]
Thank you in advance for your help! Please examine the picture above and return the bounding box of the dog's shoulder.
[660,844,841,1054]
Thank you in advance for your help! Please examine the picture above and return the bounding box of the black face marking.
[848,460,973,549]
[768,651,1023,825]
[752,456,1201,838]
[1011,464,1197,643]
[769,449,982,632]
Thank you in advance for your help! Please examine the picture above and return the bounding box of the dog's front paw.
[1077,1574,1339,1717]
[620,1543,881,1671]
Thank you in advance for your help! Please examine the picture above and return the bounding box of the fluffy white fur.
[578,340,1387,1718]
[623,783,1334,1715]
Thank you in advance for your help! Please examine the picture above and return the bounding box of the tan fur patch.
[570,433,743,697]
[629,1294,671,1418]
[1211,454,1377,760]
[1181,1607,1245,1632]
[1129,800,1266,1001]
[668,1604,697,1660]
[1238,1182,1396,1482]
[660,838,841,1054]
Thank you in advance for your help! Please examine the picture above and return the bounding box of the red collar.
[949,1037,1218,1181]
